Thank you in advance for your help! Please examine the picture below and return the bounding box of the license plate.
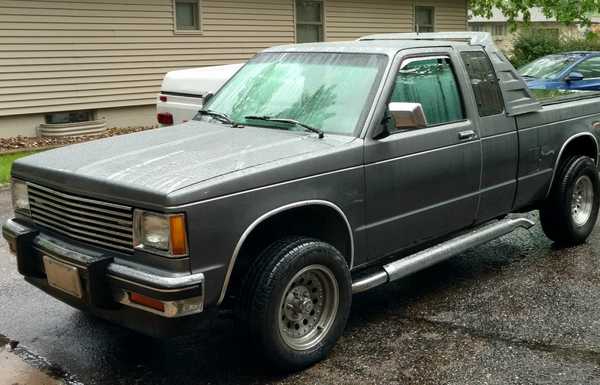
[43,255,83,299]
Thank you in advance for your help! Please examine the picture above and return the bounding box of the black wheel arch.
[218,201,354,305]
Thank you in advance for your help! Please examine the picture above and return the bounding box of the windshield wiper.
[198,109,240,127]
[520,74,537,80]
[244,115,324,138]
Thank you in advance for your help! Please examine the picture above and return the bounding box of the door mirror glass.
[388,102,428,130]
[565,72,584,82]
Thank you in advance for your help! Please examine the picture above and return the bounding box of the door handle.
[458,130,477,141]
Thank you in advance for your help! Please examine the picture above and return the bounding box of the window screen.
[492,23,506,37]
[461,51,504,116]
[574,57,600,79]
[415,7,434,32]
[296,0,324,43]
[176,0,200,30]
[45,110,95,125]
[391,57,464,126]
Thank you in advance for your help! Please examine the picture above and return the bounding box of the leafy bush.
[510,29,600,69]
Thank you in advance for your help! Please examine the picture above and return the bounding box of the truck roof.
[264,39,461,56]
[265,32,500,56]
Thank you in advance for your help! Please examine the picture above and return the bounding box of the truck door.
[458,49,518,222]
[363,51,482,260]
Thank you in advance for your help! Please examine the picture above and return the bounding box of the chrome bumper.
[3,217,205,319]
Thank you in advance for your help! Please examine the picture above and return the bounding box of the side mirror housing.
[565,72,584,82]
[389,102,428,130]
[203,92,214,105]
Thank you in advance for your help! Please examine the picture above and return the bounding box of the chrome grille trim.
[30,183,130,210]
[31,208,133,241]
[29,196,132,228]
[27,183,134,253]
[28,188,131,219]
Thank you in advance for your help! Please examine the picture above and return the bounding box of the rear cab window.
[460,51,504,117]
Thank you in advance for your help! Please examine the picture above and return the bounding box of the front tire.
[540,155,600,245]
[239,237,352,371]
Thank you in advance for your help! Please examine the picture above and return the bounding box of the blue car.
[519,52,600,91]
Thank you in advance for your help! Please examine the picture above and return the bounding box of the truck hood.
[13,121,354,207]
[161,63,244,95]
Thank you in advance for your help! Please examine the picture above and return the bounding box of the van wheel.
[540,155,600,245]
[238,237,352,371]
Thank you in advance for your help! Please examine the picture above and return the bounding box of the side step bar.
[352,217,535,294]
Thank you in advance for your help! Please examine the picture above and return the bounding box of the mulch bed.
[0,127,156,154]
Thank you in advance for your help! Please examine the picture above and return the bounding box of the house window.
[415,6,434,33]
[470,23,485,32]
[492,23,506,37]
[296,0,324,43]
[542,28,560,40]
[175,0,200,31]
[45,110,95,125]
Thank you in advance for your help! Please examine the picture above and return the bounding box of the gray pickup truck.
[4,32,600,370]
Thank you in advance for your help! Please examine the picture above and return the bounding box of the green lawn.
[0,151,38,185]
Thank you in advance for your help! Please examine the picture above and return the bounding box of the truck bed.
[531,88,600,106]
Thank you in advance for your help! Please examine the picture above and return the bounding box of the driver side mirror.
[203,93,214,105]
[389,102,428,130]
[565,72,584,82]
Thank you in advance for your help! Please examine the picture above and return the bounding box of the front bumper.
[2,218,212,338]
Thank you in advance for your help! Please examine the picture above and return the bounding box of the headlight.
[134,211,188,257]
[11,179,30,215]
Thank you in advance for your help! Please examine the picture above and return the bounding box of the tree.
[470,0,600,27]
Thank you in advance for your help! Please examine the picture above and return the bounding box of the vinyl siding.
[417,0,468,32]
[0,0,467,118]
[325,0,414,41]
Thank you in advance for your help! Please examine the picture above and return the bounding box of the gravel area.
[0,127,155,153]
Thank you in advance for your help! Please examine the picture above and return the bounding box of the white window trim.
[293,0,327,43]
[173,0,203,35]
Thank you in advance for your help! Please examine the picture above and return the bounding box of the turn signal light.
[169,214,188,256]
[130,292,165,312]
[157,112,174,126]
[159,95,167,102]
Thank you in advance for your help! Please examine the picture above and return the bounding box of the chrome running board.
[352,217,535,294]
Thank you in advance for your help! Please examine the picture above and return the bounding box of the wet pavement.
[2,187,600,384]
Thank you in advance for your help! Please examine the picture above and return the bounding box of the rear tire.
[238,237,352,371]
[540,155,600,245]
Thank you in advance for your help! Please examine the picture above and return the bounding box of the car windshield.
[519,54,583,80]
[199,52,388,136]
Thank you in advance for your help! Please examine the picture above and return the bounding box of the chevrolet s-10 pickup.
[4,32,600,370]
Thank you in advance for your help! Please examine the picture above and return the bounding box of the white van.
[156,63,243,126]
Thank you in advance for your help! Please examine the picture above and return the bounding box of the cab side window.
[573,57,600,79]
[460,51,504,117]
[390,56,464,127]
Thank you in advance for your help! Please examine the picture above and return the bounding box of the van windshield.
[200,52,388,136]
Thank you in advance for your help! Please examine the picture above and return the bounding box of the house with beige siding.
[468,8,590,53]
[0,0,467,137]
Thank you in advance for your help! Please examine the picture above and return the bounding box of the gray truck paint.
[10,38,600,310]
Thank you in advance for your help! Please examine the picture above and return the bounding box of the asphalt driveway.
[1,187,600,384]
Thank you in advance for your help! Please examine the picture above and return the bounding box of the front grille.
[28,183,134,253]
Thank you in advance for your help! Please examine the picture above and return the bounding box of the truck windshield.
[200,52,388,136]
[519,54,583,80]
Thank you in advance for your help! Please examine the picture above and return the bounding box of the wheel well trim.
[545,132,599,198]
[216,200,355,305]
